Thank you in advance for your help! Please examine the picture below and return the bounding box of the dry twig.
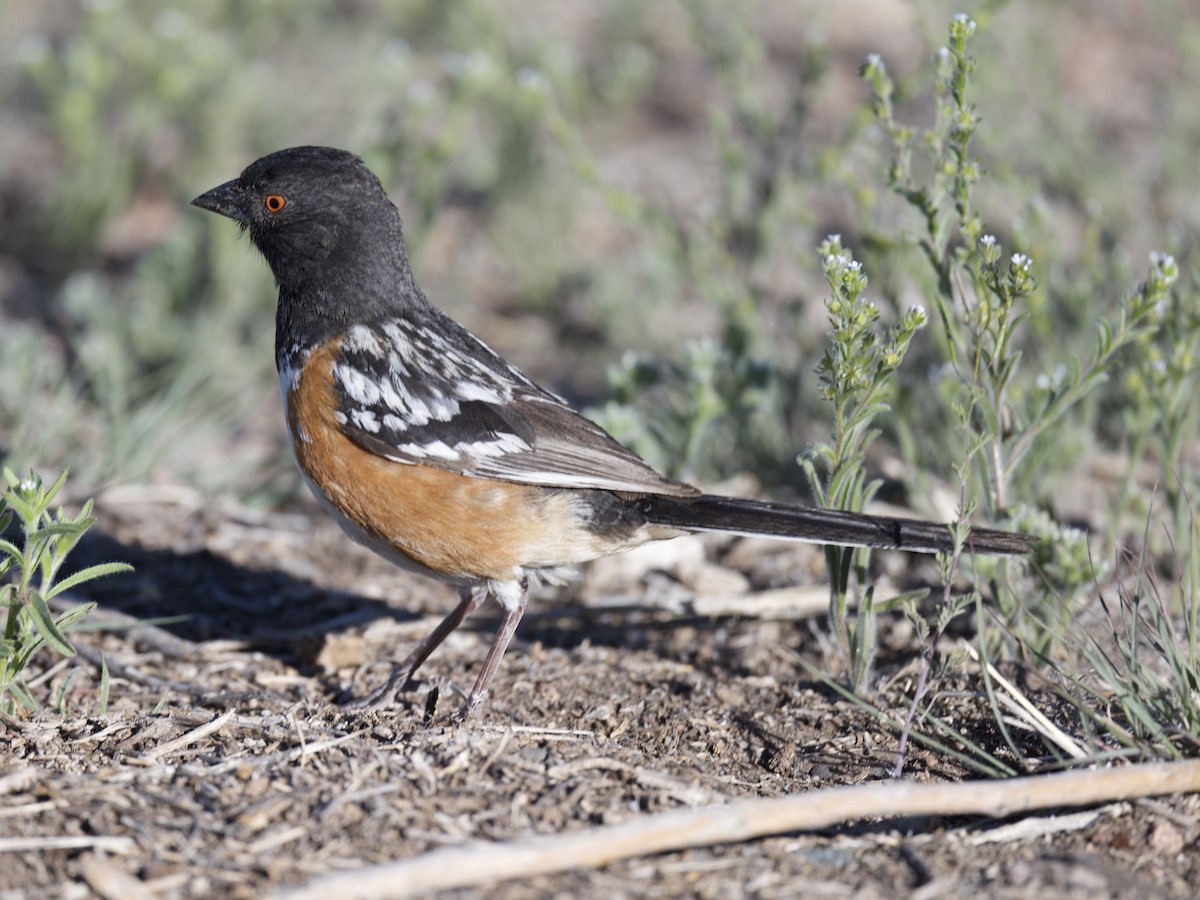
[273,759,1200,899]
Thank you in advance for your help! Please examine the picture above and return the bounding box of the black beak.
[191,178,248,223]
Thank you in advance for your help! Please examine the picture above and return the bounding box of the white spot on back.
[350,409,381,433]
[343,324,380,352]
[335,364,381,405]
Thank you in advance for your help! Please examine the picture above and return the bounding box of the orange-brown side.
[285,340,613,582]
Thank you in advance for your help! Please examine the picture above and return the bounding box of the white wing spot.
[456,380,504,403]
[404,439,458,460]
[343,324,380,352]
[350,409,381,433]
[427,394,458,421]
[336,365,381,405]
[460,433,530,457]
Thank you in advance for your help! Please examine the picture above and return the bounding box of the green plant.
[860,15,1180,629]
[1116,270,1200,563]
[832,13,1198,768]
[800,236,927,691]
[866,17,1179,511]
[0,468,131,714]
[1026,504,1200,762]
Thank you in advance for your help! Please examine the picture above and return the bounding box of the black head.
[192,146,416,305]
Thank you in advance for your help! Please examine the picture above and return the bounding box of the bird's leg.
[455,578,528,721]
[346,583,486,709]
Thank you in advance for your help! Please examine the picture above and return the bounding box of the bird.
[192,146,1035,720]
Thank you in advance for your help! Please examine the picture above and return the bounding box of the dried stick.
[273,759,1200,900]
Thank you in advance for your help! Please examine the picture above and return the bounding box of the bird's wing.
[326,314,698,498]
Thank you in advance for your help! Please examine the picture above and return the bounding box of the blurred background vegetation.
[1,0,1197,538]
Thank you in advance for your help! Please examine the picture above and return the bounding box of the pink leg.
[346,584,486,709]
[456,579,528,720]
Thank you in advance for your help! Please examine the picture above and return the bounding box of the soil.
[1,490,1197,899]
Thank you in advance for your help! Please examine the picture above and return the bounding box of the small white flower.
[18,479,37,493]
[980,234,996,247]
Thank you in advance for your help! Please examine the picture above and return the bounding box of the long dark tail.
[641,494,1036,556]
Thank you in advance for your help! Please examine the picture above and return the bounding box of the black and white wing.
[327,313,697,498]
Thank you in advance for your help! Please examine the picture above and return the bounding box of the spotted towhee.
[193,146,1034,719]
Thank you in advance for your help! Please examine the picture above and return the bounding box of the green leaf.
[27,592,76,657]
[9,636,44,675]
[6,679,37,712]
[54,601,96,632]
[0,539,24,570]
[44,563,133,600]
[52,518,94,562]
[69,613,187,634]
[1,490,35,525]
[28,521,85,542]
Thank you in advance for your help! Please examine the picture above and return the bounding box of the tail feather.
[641,494,1036,557]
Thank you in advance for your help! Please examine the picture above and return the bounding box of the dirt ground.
[1,489,1197,899]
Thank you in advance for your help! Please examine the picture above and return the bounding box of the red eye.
[264,194,286,213]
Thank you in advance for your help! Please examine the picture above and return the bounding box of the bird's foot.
[342,668,467,713]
